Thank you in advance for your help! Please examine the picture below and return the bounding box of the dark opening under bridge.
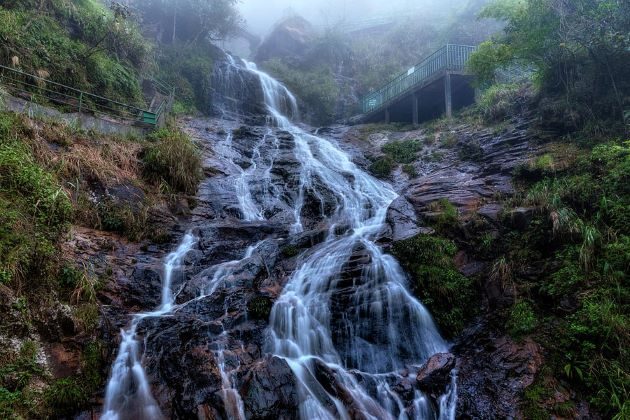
[361,44,477,124]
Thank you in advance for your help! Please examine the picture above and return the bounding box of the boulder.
[415,352,456,394]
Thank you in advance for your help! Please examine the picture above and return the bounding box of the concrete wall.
[2,94,148,137]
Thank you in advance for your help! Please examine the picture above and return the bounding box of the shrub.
[369,156,394,178]
[476,83,528,122]
[392,234,477,336]
[142,128,203,195]
[506,301,538,337]
[402,164,417,177]
[382,140,421,164]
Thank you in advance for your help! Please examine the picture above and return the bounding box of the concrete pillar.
[412,92,419,126]
[444,72,453,118]
[385,107,391,124]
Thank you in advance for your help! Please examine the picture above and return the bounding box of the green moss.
[392,234,477,337]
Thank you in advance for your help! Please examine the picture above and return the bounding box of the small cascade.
[102,234,196,420]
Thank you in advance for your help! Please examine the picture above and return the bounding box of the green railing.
[361,44,477,114]
[0,64,173,127]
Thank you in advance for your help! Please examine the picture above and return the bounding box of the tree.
[133,0,242,45]
[470,0,630,124]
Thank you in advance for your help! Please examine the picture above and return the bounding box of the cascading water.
[102,233,196,420]
[102,53,457,419]
[234,58,456,418]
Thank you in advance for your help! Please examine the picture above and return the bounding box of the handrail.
[361,44,477,115]
[0,64,174,127]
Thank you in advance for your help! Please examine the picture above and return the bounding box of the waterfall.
[101,53,458,419]
[235,57,456,419]
[102,234,196,420]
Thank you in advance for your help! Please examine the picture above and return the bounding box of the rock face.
[453,321,544,419]
[255,16,316,63]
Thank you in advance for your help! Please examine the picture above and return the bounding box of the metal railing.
[0,64,174,127]
[361,44,477,114]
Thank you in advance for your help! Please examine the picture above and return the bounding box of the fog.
[238,0,466,35]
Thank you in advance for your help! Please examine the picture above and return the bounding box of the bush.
[392,234,477,336]
[45,378,87,416]
[506,301,538,337]
[382,140,422,164]
[369,156,394,178]
[476,83,530,122]
[142,128,203,195]
[427,199,459,232]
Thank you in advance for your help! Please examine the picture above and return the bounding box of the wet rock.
[508,207,536,230]
[240,356,299,419]
[386,196,421,242]
[477,203,503,223]
[454,321,544,419]
[416,352,456,394]
[255,16,316,63]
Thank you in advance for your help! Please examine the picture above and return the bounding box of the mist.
[238,0,470,35]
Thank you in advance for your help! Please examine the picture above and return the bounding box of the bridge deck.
[361,45,477,121]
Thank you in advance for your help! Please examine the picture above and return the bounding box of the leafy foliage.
[470,0,630,126]
[504,139,630,417]
[0,0,150,104]
[134,0,241,44]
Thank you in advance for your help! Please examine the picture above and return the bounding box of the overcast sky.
[238,0,434,35]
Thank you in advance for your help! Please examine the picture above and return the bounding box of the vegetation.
[469,0,630,129]
[133,0,241,45]
[494,140,629,417]
[369,156,394,178]
[0,0,151,105]
[392,234,478,337]
[142,127,203,195]
[0,110,200,417]
[263,58,339,125]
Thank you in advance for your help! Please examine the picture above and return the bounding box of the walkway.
[361,44,477,124]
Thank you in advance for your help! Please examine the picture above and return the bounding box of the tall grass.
[142,128,203,195]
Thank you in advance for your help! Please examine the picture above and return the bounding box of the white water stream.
[102,55,457,419]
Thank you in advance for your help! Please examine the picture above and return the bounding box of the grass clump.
[143,128,203,195]
[248,296,273,321]
[0,122,72,290]
[392,234,477,337]
[476,83,531,123]
[427,198,459,232]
